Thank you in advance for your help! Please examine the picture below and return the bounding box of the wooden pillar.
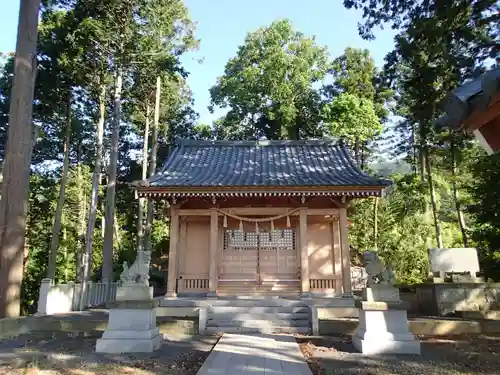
[332,217,343,295]
[339,207,352,295]
[299,207,310,296]
[166,204,179,298]
[208,209,219,297]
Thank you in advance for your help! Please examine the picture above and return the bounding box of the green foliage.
[209,19,330,140]
[325,47,392,122]
[468,152,500,280]
[5,0,500,317]
[324,93,382,146]
[22,173,58,314]
[349,174,430,284]
[343,0,499,62]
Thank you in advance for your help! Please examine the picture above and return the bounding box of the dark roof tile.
[143,139,390,189]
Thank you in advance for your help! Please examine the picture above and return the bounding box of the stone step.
[207,312,309,321]
[205,299,309,307]
[218,284,300,288]
[207,306,309,314]
[217,287,300,292]
[205,326,309,334]
[217,293,301,298]
[207,319,309,328]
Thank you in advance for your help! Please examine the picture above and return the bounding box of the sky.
[0,0,397,125]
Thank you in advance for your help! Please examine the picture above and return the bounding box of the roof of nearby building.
[137,139,391,198]
[438,66,500,129]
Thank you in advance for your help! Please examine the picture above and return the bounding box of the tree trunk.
[47,91,72,280]
[76,143,86,282]
[373,197,378,251]
[411,122,417,176]
[450,137,468,247]
[103,69,122,281]
[0,0,41,318]
[354,136,360,165]
[144,77,161,251]
[418,123,427,183]
[62,215,68,282]
[137,104,150,250]
[425,149,443,248]
[79,84,106,310]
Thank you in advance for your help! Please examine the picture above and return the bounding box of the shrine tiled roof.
[136,139,391,198]
[438,66,500,129]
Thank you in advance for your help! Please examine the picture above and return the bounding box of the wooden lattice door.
[258,229,298,282]
[220,229,298,283]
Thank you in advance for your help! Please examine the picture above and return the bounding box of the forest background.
[0,0,499,316]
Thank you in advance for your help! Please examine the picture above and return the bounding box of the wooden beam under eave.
[463,92,500,132]
[473,117,500,154]
[178,208,341,216]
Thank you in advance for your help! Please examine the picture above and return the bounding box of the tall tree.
[46,92,71,279]
[0,0,42,317]
[343,0,499,62]
[209,19,329,140]
[323,47,391,165]
[144,77,161,251]
[323,92,382,163]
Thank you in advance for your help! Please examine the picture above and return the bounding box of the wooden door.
[220,229,298,283]
[259,229,298,281]
[220,230,258,281]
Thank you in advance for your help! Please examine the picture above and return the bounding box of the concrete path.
[196,333,312,375]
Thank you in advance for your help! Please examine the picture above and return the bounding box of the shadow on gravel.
[0,331,219,375]
[296,333,500,375]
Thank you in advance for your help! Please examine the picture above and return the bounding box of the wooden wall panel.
[181,220,210,279]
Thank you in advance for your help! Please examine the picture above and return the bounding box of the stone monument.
[96,249,162,353]
[428,247,483,283]
[352,251,421,355]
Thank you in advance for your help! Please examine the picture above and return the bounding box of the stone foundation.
[353,286,421,355]
[96,292,161,353]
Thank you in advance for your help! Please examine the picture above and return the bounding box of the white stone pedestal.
[116,285,153,301]
[352,286,421,355]
[96,298,161,353]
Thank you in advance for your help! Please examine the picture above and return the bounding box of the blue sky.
[1,0,397,124]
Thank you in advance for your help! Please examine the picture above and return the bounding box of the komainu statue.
[120,249,151,286]
[362,250,396,286]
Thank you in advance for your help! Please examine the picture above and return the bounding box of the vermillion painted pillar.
[208,209,218,297]
[166,205,179,298]
[299,208,310,297]
[339,207,352,295]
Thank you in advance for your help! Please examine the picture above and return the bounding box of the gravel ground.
[0,331,219,375]
[296,334,500,375]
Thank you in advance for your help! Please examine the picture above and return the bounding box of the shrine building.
[136,139,391,298]
[439,66,500,154]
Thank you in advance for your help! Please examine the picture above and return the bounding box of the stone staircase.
[205,299,310,334]
[217,280,301,298]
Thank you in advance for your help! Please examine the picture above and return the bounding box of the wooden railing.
[179,278,209,292]
[310,277,341,292]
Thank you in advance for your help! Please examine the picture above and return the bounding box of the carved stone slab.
[429,248,480,274]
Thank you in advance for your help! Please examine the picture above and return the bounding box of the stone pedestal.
[353,286,421,355]
[116,285,153,301]
[96,296,161,353]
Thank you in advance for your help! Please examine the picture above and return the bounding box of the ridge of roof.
[174,138,343,147]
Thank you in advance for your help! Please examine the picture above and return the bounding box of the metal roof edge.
[174,138,343,147]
